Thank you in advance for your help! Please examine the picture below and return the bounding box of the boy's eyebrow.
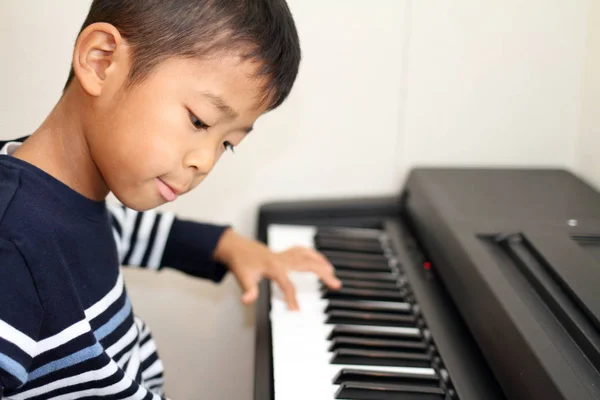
[201,92,238,118]
[201,92,253,134]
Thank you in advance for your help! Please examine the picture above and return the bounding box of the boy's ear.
[72,22,128,97]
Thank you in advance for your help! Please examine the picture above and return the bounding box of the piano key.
[322,250,390,263]
[322,279,399,290]
[321,284,408,298]
[315,226,385,240]
[335,270,398,282]
[325,299,412,314]
[328,337,428,353]
[333,368,440,386]
[267,224,437,399]
[328,325,422,341]
[332,262,393,273]
[331,348,432,368]
[335,381,446,400]
[326,309,417,327]
[271,306,435,400]
[323,287,406,302]
[315,237,385,253]
[267,224,318,252]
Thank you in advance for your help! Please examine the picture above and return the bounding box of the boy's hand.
[213,228,342,310]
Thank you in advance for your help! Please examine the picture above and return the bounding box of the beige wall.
[576,0,600,189]
[400,0,587,171]
[0,1,595,399]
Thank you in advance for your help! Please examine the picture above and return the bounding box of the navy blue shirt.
[0,140,229,398]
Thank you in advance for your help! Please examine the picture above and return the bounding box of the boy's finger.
[238,276,259,304]
[309,249,333,268]
[241,285,259,304]
[316,265,342,290]
[300,250,341,290]
[275,272,299,311]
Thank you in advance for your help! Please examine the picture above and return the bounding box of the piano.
[253,167,600,400]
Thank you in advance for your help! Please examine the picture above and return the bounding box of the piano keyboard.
[267,224,454,400]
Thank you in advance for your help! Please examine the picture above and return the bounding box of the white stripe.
[141,359,164,381]
[47,373,144,400]
[120,208,139,262]
[128,385,150,400]
[146,212,175,269]
[0,319,37,357]
[128,212,157,266]
[138,338,157,363]
[106,323,137,358]
[117,347,134,370]
[33,273,123,356]
[10,361,118,400]
[35,319,91,357]
[134,316,144,331]
[125,341,141,380]
[134,317,150,341]
[0,141,22,156]
[139,325,150,341]
[85,273,124,321]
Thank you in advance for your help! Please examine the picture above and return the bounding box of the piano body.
[253,167,600,400]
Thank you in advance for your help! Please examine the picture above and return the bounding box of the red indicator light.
[424,261,432,270]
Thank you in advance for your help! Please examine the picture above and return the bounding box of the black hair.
[65,0,301,110]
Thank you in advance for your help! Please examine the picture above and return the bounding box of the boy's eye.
[224,141,235,153]
[189,111,210,130]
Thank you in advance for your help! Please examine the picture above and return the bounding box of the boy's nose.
[183,146,217,176]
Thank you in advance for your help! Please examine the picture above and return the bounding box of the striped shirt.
[0,139,229,398]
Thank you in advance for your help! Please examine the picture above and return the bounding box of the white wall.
[400,0,588,171]
[0,1,594,399]
[576,0,600,190]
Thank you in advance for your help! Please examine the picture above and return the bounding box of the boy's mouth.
[156,178,179,202]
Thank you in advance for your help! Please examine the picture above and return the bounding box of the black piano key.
[326,309,417,327]
[322,287,405,302]
[315,227,384,240]
[335,270,398,282]
[333,368,440,387]
[315,237,384,253]
[321,278,398,291]
[320,284,402,296]
[330,348,432,368]
[322,250,388,262]
[335,381,446,400]
[328,337,428,353]
[333,263,392,273]
[328,325,422,341]
[325,299,412,314]
[322,249,389,263]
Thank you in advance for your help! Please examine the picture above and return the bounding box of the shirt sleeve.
[107,203,230,283]
[0,240,43,393]
[160,217,230,283]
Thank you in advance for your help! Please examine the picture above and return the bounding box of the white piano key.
[267,224,435,400]
[267,224,318,252]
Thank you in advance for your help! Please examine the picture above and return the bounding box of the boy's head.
[63,0,300,211]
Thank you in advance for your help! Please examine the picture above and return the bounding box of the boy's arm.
[107,204,229,282]
[0,240,44,394]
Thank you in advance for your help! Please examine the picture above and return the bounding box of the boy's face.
[84,52,272,211]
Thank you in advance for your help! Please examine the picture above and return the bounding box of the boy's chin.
[111,190,166,212]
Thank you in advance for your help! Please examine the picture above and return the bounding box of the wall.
[400,0,587,171]
[0,1,593,399]
[576,0,600,190]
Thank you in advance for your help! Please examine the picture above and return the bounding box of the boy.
[0,1,341,398]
